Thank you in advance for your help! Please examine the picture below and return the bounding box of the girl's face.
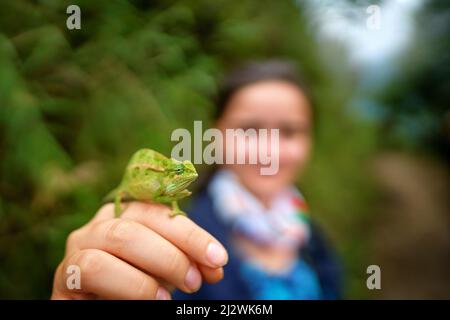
[216,80,313,204]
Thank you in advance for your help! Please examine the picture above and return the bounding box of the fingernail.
[156,286,171,300]
[184,265,201,292]
[206,242,228,267]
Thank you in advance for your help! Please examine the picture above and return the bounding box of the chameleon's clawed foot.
[170,201,186,217]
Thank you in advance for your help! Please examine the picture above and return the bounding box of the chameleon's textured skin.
[105,148,198,217]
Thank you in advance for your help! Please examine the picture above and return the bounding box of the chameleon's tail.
[103,187,131,204]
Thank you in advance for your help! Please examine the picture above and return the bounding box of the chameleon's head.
[166,159,198,194]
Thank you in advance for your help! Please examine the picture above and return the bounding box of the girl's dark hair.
[214,59,312,120]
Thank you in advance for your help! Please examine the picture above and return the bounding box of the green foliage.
[0,0,378,298]
[377,0,450,159]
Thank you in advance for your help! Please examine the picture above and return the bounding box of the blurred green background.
[0,0,449,299]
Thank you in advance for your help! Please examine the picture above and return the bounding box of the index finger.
[120,201,228,268]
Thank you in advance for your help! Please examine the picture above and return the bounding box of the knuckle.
[135,276,157,300]
[102,218,135,245]
[184,225,203,248]
[67,229,81,246]
[98,203,114,215]
[65,229,82,253]
[71,249,104,279]
[165,248,186,276]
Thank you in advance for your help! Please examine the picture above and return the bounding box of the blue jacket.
[173,189,343,300]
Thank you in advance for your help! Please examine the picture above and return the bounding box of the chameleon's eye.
[174,164,184,175]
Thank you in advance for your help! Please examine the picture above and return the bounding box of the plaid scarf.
[208,169,311,251]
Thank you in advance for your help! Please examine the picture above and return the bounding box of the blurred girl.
[174,60,342,299]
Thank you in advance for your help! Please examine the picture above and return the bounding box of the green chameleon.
[104,148,198,217]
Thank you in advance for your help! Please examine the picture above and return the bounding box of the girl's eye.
[280,127,297,138]
[280,125,310,138]
[239,124,260,133]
